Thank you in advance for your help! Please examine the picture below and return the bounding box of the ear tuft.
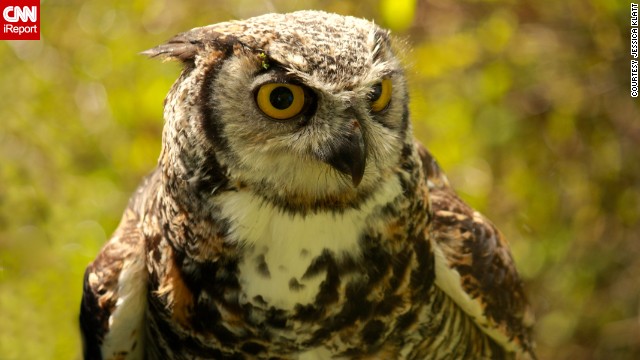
[140,28,234,63]
[140,31,206,63]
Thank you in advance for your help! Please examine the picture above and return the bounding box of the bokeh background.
[1,0,638,358]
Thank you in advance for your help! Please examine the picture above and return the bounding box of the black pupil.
[270,87,294,110]
[369,83,382,101]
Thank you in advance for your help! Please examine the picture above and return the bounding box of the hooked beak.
[322,119,367,187]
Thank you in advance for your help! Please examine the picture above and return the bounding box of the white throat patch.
[215,177,402,309]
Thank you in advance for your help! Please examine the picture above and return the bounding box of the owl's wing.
[80,175,156,360]
[417,143,536,359]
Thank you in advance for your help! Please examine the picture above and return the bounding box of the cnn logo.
[3,6,37,22]
[1,1,40,40]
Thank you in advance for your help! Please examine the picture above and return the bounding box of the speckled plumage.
[80,11,535,360]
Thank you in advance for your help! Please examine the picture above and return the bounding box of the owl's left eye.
[369,78,392,112]
[256,83,306,120]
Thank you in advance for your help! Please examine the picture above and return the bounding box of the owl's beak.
[323,119,367,187]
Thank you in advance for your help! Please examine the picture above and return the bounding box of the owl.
[80,10,535,360]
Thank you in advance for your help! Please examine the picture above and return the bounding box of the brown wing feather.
[80,207,143,359]
[417,142,536,358]
[79,172,159,359]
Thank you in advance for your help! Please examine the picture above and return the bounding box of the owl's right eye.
[256,83,306,120]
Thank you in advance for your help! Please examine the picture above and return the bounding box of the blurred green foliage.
[0,0,638,359]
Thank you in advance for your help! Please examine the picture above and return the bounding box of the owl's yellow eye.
[256,83,306,120]
[369,78,392,112]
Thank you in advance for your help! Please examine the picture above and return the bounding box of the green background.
[1,0,638,358]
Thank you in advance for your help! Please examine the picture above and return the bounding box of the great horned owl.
[80,10,535,360]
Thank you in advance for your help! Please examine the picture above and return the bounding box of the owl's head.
[146,11,413,212]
